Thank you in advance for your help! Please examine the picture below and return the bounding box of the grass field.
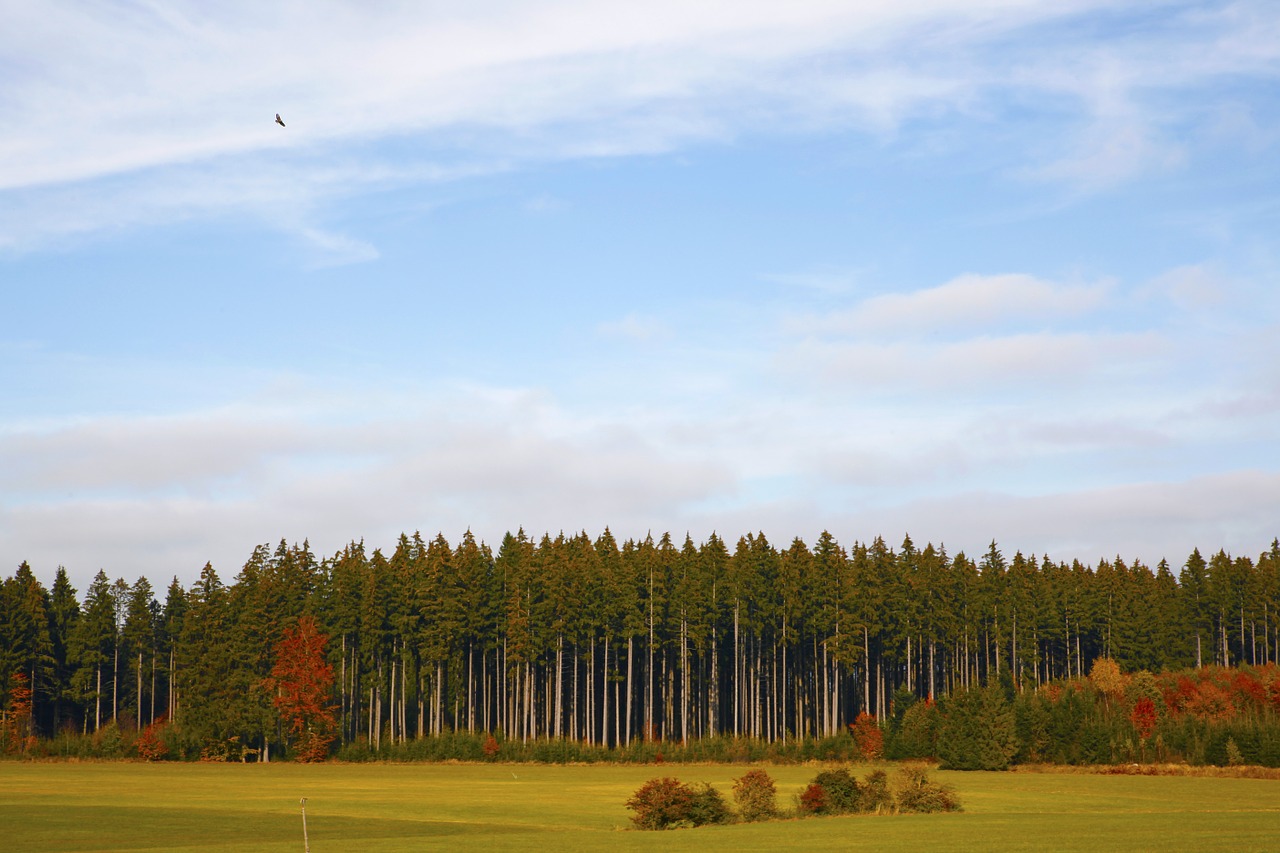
[2,761,1278,852]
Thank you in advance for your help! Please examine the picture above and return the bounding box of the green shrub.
[859,769,893,813]
[894,764,962,813]
[686,782,730,826]
[732,769,778,821]
[811,767,861,813]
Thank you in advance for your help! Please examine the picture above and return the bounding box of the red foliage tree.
[850,712,884,761]
[1129,697,1158,741]
[265,616,337,762]
[3,672,35,755]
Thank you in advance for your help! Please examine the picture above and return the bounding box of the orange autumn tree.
[3,672,36,755]
[265,616,336,762]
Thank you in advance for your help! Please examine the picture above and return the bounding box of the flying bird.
[275,113,286,127]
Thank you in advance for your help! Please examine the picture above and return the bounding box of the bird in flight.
[275,113,286,127]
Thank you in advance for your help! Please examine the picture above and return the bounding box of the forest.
[2,529,1279,764]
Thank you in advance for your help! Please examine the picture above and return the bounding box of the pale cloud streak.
[5,1,1272,252]
[789,273,1111,337]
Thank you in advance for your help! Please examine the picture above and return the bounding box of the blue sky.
[3,0,1278,589]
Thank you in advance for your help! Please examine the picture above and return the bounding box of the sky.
[3,0,1279,590]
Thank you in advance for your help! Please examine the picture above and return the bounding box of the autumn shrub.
[135,716,170,761]
[627,777,695,830]
[895,763,962,813]
[798,782,827,815]
[732,769,778,821]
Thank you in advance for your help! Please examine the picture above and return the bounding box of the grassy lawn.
[2,761,1278,852]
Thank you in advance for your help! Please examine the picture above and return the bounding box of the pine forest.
[3,530,1280,767]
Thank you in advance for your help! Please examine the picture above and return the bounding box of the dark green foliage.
[938,685,1018,770]
[1015,693,1052,763]
[8,534,1280,765]
[686,782,730,826]
[890,699,939,760]
[810,767,861,813]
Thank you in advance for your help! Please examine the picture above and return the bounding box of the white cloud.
[789,273,1110,337]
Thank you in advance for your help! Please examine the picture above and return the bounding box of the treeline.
[1,530,1278,760]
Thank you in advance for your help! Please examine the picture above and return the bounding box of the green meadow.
[1,762,1277,852]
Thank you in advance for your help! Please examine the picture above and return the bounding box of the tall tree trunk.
[626,636,634,746]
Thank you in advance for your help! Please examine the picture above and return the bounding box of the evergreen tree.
[0,563,55,736]
[938,684,1017,770]
[69,571,115,731]
[47,567,80,733]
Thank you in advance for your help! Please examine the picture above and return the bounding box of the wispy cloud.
[788,273,1111,338]
[5,2,1274,251]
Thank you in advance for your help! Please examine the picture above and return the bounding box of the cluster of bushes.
[626,765,960,830]
[797,764,959,815]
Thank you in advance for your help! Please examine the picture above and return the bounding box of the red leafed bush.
[798,782,827,815]
[626,777,694,830]
[135,715,170,761]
